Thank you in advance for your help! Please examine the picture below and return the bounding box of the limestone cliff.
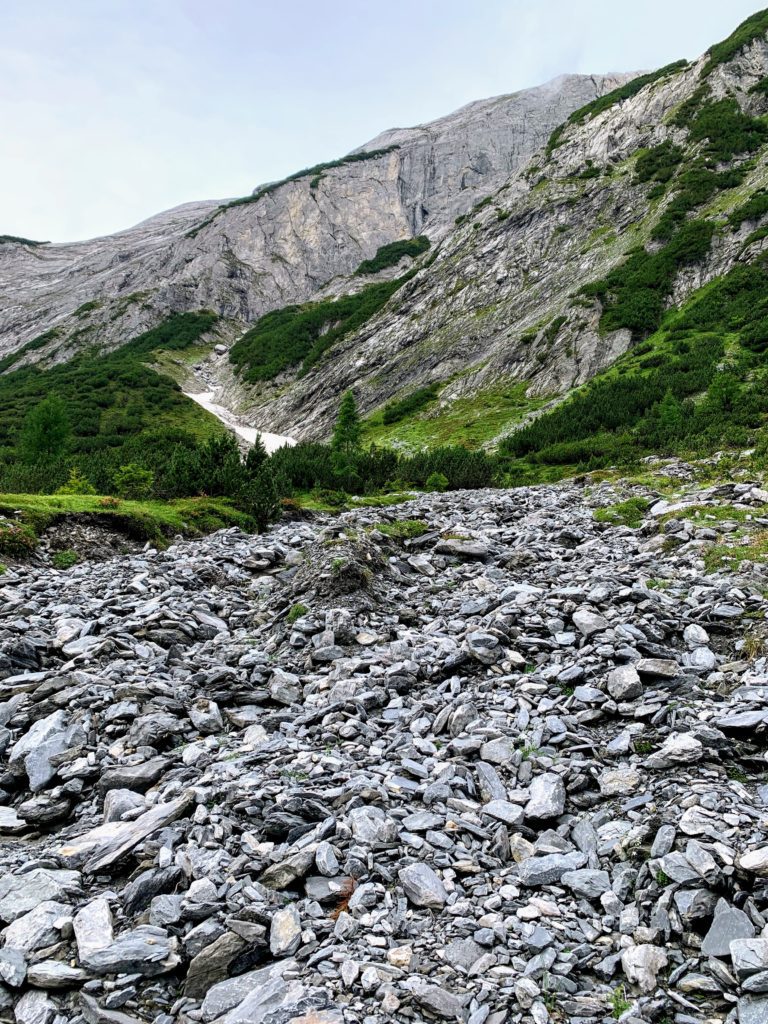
[0,74,634,369]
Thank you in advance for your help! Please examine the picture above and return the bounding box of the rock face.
[0,73,632,368]
[0,462,767,1019]
[243,34,768,441]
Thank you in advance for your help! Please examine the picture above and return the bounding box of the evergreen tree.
[239,463,282,533]
[331,390,362,488]
[18,395,71,464]
[656,389,685,442]
[245,435,269,476]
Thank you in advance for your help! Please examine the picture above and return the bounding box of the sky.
[1,0,763,243]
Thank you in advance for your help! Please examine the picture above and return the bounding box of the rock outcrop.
[0,74,634,367]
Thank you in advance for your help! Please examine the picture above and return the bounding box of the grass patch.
[704,529,768,573]
[364,381,548,451]
[593,497,649,527]
[381,383,441,425]
[0,493,254,550]
[51,549,79,569]
[375,519,428,539]
[287,603,308,623]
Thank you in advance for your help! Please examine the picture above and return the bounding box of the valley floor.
[0,467,767,1022]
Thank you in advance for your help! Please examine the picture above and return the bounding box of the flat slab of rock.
[59,793,194,872]
[701,899,755,957]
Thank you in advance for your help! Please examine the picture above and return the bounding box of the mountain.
[5,11,768,483]
[0,73,632,366]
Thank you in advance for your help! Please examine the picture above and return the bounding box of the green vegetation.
[0,311,225,493]
[582,219,715,335]
[51,550,79,570]
[426,471,449,492]
[375,519,429,539]
[635,142,684,184]
[0,235,46,246]
[113,463,155,499]
[546,61,688,155]
[728,189,768,229]
[0,493,257,554]
[229,273,413,382]
[593,497,649,528]
[381,383,441,425]
[0,519,37,557]
[701,8,768,75]
[365,381,548,450]
[56,467,96,495]
[501,254,768,472]
[687,98,767,161]
[611,986,632,1020]
[287,603,308,623]
[354,236,430,275]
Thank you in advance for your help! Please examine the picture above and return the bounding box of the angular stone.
[740,847,768,876]
[525,772,565,819]
[270,905,302,957]
[560,869,609,900]
[701,899,755,957]
[14,990,56,1024]
[398,863,447,908]
[59,792,194,872]
[606,664,642,700]
[636,658,678,678]
[5,900,72,952]
[348,806,397,847]
[621,944,668,992]
[573,608,608,637]
[599,767,642,796]
[645,732,703,769]
[74,898,114,964]
[518,851,587,886]
[731,938,768,979]
[78,925,179,976]
[0,869,80,922]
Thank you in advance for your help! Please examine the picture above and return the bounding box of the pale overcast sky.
[1,0,762,242]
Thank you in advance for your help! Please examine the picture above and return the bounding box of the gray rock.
[525,772,565,819]
[0,869,80,922]
[701,900,755,957]
[269,905,302,957]
[0,947,26,987]
[606,664,642,700]
[348,806,397,847]
[518,852,587,886]
[5,900,72,952]
[573,608,608,637]
[14,990,56,1024]
[560,869,609,900]
[398,863,448,908]
[731,938,768,979]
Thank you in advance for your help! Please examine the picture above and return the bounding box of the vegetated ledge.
[186,145,401,238]
[0,235,48,246]
[0,493,255,562]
